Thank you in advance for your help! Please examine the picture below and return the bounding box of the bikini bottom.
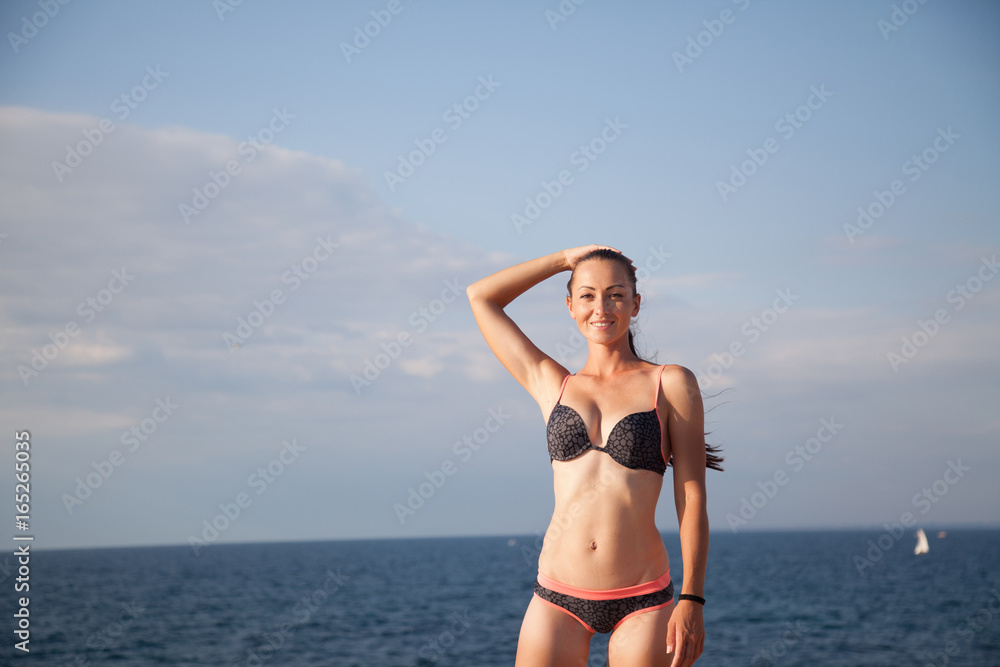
[532,569,674,634]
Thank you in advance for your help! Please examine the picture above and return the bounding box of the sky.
[0,0,997,551]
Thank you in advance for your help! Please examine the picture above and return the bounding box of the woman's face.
[567,260,639,343]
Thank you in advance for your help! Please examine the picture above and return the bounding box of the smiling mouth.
[590,321,614,329]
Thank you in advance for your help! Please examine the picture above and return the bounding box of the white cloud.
[2,106,997,548]
[0,106,522,547]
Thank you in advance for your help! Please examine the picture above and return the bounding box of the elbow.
[466,281,493,308]
[467,281,507,312]
[466,277,490,303]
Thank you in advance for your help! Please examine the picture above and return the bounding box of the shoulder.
[655,364,702,409]
[655,364,698,392]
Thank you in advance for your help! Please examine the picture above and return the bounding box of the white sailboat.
[914,528,929,555]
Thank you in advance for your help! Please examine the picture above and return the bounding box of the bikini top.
[546,365,668,475]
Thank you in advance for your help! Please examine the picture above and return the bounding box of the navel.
[590,540,597,551]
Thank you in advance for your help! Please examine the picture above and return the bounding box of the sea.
[5,529,999,666]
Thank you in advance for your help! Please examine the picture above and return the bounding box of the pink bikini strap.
[653,364,667,409]
[654,364,669,470]
[555,373,572,404]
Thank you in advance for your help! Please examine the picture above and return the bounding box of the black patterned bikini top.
[546,365,668,475]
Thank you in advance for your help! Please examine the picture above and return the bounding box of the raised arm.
[467,245,624,404]
[466,250,570,404]
[662,365,708,667]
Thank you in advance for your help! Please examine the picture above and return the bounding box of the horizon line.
[28,522,1000,553]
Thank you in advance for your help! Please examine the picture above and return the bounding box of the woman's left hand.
[666,600,704,666]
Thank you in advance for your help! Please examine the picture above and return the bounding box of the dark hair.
[567,248,725,472]
[567,248,642,357]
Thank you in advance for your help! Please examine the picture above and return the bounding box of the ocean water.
[5,530,999,666]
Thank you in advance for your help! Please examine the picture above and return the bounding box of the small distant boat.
[937,531,947,539]
[914,528,929,555]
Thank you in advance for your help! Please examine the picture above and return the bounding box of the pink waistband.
[536,569,672,600]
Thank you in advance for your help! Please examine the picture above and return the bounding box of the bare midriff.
[537,448,669,590]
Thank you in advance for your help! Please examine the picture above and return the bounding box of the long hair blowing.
[567,248,724,471]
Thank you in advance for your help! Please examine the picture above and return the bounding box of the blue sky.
[0,0,997,550]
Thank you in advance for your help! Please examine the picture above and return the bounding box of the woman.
[466,245,722,667]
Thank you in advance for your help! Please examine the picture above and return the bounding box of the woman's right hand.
[562,245,634,271]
